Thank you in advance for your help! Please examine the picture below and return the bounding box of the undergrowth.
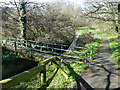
[11,62,88,89]
[2,47,19,64]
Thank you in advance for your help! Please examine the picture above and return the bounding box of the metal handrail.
[2,38,92,61]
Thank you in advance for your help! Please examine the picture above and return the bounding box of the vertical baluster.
[40,43,42,52]
[90,48,93,59]
[26,40,28,53]
[61,44,63,54]
[9,37,10,46]
[9,37,10,42]
[47,44,49,51]
[85,52,87,64]
[30,43,32,58]
[39,42,41,52]
[14,38,17,55]
[52,47,54,56]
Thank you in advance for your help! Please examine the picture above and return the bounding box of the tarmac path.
[77,36,119,89]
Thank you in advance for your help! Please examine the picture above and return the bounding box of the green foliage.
[66,27,101,62]
[87,38,101,59]
[76,27,95,34]
[2,47,19,64]
[12,62,88,88]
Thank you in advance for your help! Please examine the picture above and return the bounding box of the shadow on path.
[80,36,120,89]
[67,64,94,90]
[97,65,120,90]
[97,65,112,90]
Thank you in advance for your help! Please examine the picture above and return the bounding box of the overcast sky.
[1,0,84,4]
[0,0,85,9]
[0,0,85,7]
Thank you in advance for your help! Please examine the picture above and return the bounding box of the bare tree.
[83,1,118,32]
[1,1,75,45]
[1,0,28,39]
[19,0,27,39]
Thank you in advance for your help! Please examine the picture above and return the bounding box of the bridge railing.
[2,38,93,63]
[0,56,68,89]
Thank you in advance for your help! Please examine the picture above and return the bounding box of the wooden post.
[90,48,93,59]
[39,68,59,89]
[1,65,45,89]
[40,65,46,87]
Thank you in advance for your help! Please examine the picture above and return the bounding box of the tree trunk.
[118,2,120,33]
[118,1,120,60]
[19,0,26,40]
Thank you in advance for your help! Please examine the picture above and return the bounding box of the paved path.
[80,36,120,89]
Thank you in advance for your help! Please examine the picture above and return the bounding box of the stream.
[2,59,38,79]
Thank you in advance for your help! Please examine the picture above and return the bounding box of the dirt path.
[78,36,119,89]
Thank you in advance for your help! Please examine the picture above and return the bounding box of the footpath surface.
[78,36,119,89]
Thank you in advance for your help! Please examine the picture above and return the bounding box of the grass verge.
[65,38,101,62]
[71,27,101,62]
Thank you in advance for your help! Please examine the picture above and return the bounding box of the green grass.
[65,38,100,62]
[69,27,101,62]
[76,27,95,34]
[11,62,88,89]
[85,38,101,61]
[76,26,119,68]
[96,32,119,68]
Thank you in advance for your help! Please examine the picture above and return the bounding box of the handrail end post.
[40,65,46,87]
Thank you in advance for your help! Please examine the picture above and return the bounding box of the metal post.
[61,44,63,54]
[26,40,27,48]
[47,45,49,51]
[26,40,28,53]
[40,43,42,52]
[85,52,87,64]
[14,39,17,55]
[90,48,93,59]
[9,37,10,42]
[52,48,54,56]
[30,43,32,58]
[8,37,11,46]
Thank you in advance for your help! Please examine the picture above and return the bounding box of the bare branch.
[14,0,20,16]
